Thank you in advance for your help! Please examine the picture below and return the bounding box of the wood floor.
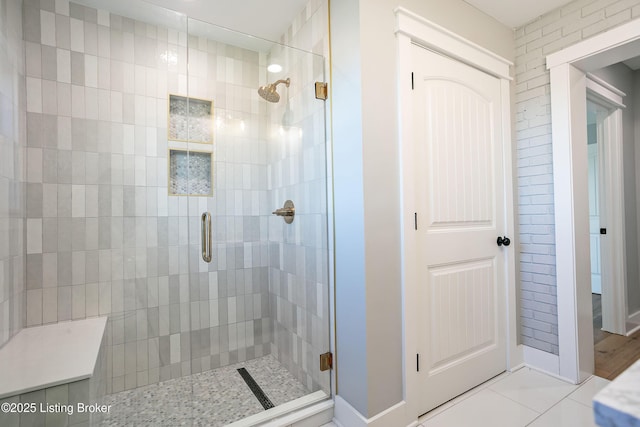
[593,293,640,380]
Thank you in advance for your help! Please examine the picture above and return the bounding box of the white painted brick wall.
[515,0,640,355]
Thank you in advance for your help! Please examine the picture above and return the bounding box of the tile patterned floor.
[322,368,610,427]
[417,368,610,427]
[102,355,309,426]
[102,363,608,426]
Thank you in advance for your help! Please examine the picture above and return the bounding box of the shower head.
[258,78,290,103]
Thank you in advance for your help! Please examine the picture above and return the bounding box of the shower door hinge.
[315,82,328,100]
[320,352,333,371]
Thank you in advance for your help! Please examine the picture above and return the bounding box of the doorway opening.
[586,72,640,381]
[584,90,626,339]
[547,18,640,383]
[587,100,606,347]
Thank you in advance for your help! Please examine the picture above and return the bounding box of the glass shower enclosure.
[180,16,332,425]
[45,0,332,425]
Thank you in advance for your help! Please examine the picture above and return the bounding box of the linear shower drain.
[237,367,275,410]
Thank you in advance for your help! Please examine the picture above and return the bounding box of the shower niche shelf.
[167,93,214,197]
[168,94,213,144]
[168,148,213,197]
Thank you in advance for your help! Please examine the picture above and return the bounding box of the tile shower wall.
[0,0,26,349]
[267,0,331,394]
[23,0,270,393]
[184,28,272,375]
[23,0,190,393]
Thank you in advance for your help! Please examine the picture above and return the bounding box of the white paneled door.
[412,45,508,413]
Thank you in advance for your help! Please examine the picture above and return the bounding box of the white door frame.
[395,8,519,422]
[546,18,640,383]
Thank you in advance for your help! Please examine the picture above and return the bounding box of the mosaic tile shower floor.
[102,355,309,426]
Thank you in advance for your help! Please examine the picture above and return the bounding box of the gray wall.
[330,0,513,418]
[0,0,25,349]
[515,0,640,355]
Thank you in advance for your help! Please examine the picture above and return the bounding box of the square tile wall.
[23,0,272,394]
[0,0,27,350]
[184,28,273,375]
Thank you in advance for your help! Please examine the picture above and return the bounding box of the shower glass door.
[61,0,330,423]
[183,17,331,425]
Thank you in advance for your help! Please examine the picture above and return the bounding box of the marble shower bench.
[0,317,108,427]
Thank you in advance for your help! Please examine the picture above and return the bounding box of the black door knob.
[497,236,511,247]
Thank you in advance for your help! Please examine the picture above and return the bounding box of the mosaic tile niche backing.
[168,95,213,143]
[169,149,213,196]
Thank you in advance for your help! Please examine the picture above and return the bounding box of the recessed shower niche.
[168,94,213,143]
[168,148,213,196]
[167,95,214,196]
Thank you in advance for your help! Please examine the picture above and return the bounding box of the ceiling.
[108,0,579,42]
[143,0,310,43]
[151,0,582,36]
[463,0,640,72]
[75,0,311,51]
[81,0,640,62]
[151,0,576,36]
[624,56,640,70]
[464,0,575,28]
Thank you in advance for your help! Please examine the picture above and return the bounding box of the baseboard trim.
[509,362,526,372]
[627,310,640,335]
[334,396,412,427]
[523,345,560,376]
[626,323,640,336]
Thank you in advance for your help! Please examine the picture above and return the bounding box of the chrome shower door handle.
[201,212,212,263]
